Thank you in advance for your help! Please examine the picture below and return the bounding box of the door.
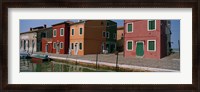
[110,44,115,53]
[45,44,48,53]
[74,43,78,55]
[56,43,60,54]
[136,42,144,56]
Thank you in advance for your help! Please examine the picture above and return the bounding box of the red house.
[42,38,53,53]
[124,20,171,59]
[51,21,73,54]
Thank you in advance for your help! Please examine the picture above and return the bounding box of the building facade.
[51,21,71,54]
[20,31,37,53]
[104,20,117,53]
[20,26,46,53]
[124,20,171,59]
[37,26,53,52]
[42,38,53,53]
[116,26,124,52]
[69,20,117,55]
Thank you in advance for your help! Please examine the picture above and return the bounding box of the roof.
[20,27,52,34]
[117,26,124,30]
[37,27,52,32]
[52,21,74,26]
[70,20,86,26]
[32,26,44,29]
[106,20,117,24]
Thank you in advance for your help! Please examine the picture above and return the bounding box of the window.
[147,40,156,51]
[41,32,46,37]
[79,43,82,50]
[60,28,64,36]
[113,33,116,39]
[106,44,109,50]
[106,32,110,38]
[127,40,133,51]
[53,29,57,37]
[32,40,34,47]
[27,40,29,48]
[79,28,83,35]
[71,43,74,49]
[101,42,104,50]
[53,42,56,49]
[148,20,156,30]
[107,22,109,26]
[60,42,63,49]
[127,23,133,32]
[72,29,74,35]
[102,31,106,37]
[20,40,22,48]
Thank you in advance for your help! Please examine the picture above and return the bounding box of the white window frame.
[53,42,56,49]
[113,33,116,39]
[79,42,83,50]
[147,40,156,51]
[60,42,64,49]
[126,40,133,51]
[60,28,64,36]
[147,20,156,31]
[79,27,83,35]
[53,29,57,37]
[126,22,133,33]
[71,28,74,36]
[102,31,106,38]
[106,32,110,38]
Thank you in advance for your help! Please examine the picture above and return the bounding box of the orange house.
[69,20,107,55]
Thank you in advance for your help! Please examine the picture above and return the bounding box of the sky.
[20,20,180,48]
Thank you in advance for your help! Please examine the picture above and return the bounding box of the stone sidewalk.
[33,52,180,71]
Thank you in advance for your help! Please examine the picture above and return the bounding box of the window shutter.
[149,41,155,50]
[128,42,132,50]
[72,29,74,35]
[80,28,82,34]
[128,24,132,32]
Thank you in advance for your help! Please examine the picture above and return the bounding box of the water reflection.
[20,59,112,72]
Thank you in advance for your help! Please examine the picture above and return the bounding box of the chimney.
[44,24,47,28]
[30,27,32,31]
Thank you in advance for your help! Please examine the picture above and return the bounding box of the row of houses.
[20,20,117,56]
[20,20,171,59]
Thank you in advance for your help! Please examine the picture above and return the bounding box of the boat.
[20,51,31,59]
[31,54,50,64]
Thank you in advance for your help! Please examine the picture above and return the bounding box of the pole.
[116,52,119,71]
[178,40,180,54]
[96,53,98,70]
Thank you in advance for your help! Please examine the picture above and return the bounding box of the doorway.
[136,41,144,57]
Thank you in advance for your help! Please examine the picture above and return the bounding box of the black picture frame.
[1,0,199,92]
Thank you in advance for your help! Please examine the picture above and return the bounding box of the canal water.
[20,59,114,72]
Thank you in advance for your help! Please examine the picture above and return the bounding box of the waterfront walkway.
[33,52,180,72]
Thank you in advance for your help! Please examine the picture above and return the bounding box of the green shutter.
[128,24,132,32]
[72,29,74,35]
[54,30,56,36]
[79,43,82,50]
[61,29,63,35]
[151,20,155,29]
[149,41,155,50]
[127,41,132,50]
[149,20,155,30]
[72,43,74,49]
[80,28,82,34]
